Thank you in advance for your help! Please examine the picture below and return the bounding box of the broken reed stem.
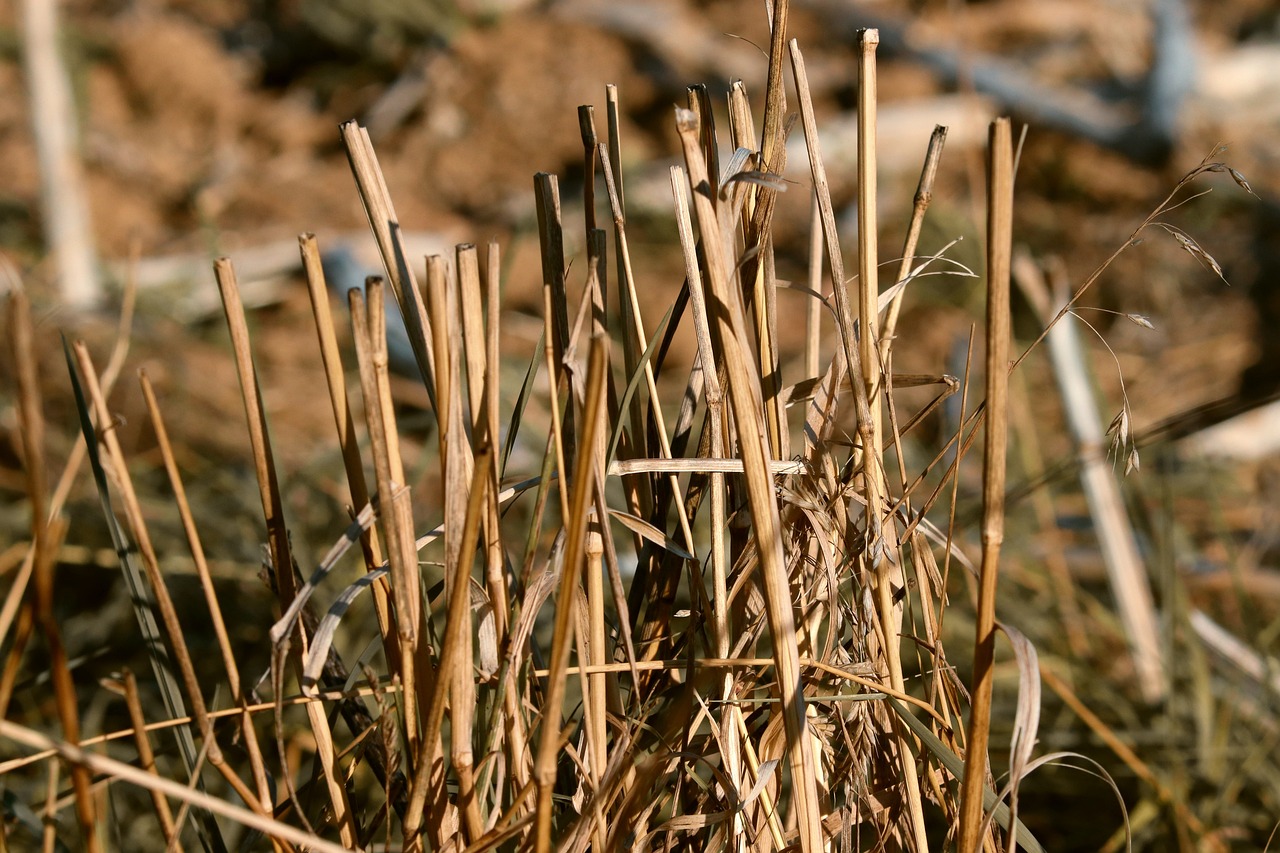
[239,270,378,848]
[339,120,437,404]
[675,106,824,853]
[213,258,296,610]
[483,240,509,641]
[958,116,1014,853]
[788,39,879,468]
[534,335,610,853]
[349,283,421,760]
[403,443,493,849]
[806,195,823,378]
[298,233,401,669]
[435,250,484,842]
[857,28,882,430]
[75,341,284,831]
[856,28,930,850]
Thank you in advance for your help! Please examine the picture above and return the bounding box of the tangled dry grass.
[1,9,1276,853]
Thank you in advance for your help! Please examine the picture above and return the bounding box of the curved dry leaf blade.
[995,621,1042,853]
[607,509,694,560]
[302,567,390,692]
[501,329,544,478]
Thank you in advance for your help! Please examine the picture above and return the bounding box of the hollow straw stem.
[857,28,882,434]
[339,121,437,406]
[857,28,931,849]
[806,195,823,379]
[674,106,824,853]
[958,116,1015,853]
[213,258,296,611]
[298,237,404,721]
[403,445,493,849]
[349,283,421,763]
[533,335,610,853]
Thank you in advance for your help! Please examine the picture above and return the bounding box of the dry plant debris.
[1,4,1277,852]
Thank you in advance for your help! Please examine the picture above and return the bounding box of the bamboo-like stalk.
[349,283,420,759]
[597,146,699,654]
[857,28,930,850]
[217,257,355,844]
[787,39,877,460]
[403,443,494,849]
[579,104,599,237]
[857,29,883,429]
[671,162,744,844]
[534,175,575,455]
[958,116,1015,853]
[793,36,928,847]
[727,80,755,151]
[298,234,399,662]
[806,195,824,379]
[433,250,484,843]
[213,259,296,611]
[584,517,607,851]
[339,121,437,404]
[483,241,509,642]
[602,85,653,522]
[675,106,824,853]
[534,335,610,853]
[120,668,177,845]
[138,372,275,816]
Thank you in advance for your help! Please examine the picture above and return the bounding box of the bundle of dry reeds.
[1,6,1264,851]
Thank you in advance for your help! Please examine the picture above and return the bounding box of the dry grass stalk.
[74,340,271,812]
[349,281,423,766]
[21,0,101,309]
[138,371,274,809]
[8,288,98,850]
[957,116,1014,853]
[0,717,353,853]
[215,258,353,844]
[10,14,1268,849]
[534,335,610,853]
[880,124,947,357]
[675,105,824,852]
[214,258,297,611]
[299,233,400,666]
[117,668,177,844]
[339,120,437,404]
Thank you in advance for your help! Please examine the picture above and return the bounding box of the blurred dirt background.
[1,0,1279,847]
